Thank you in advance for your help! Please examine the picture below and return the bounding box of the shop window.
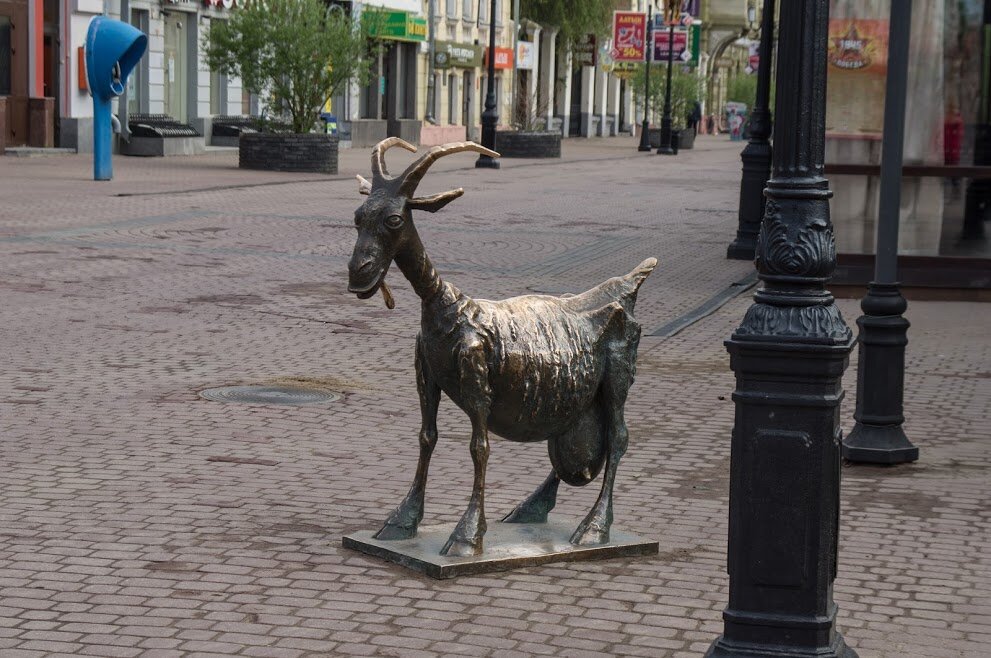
[448,73,457,125]
[0,16,11,96]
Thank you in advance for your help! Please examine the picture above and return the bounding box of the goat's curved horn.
[371,137,417,183]
[398,141,499,197]
[356,174,372,196]
[407,188,465,213]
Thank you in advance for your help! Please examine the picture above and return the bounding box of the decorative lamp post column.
[426,0,437,124]
[842,0,919,465]
[638,4,656,152]
[656,0,677,155]
[476,0,501,169]
[706,2,857,657]
[963,0,991,239]
[727,0,776,260]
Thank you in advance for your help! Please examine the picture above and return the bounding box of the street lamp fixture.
[747,0,757,27]
[656,0,678,156]
[476,0,500,168]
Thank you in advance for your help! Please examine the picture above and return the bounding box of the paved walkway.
[0,137,988,657]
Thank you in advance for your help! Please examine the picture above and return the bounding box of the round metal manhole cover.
[199,385,340,406]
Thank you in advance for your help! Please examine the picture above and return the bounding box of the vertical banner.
[826,19,889,133]
[653,27,690,62]
[611,11,647,62]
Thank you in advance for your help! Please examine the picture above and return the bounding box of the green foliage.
[631,64,701,130]
[520,0,617,51]
[726,73,758,106]
[205,0,369,134]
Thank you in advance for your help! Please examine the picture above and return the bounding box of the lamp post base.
[726,241,756,260]
[844,283,918,465]
[475,155,500,169]
[843,423,918,464]
[706,634,858,658]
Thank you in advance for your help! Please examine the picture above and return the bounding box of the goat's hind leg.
[374,339,440,541]
[570,341,634,546]
[502,471,561,524]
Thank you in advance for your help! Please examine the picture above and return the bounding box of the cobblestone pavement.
[0,137,988,657]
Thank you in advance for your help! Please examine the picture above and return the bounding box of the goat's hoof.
[570,522,610,546]
[373,523,417,541]
[440,535,482,557]
[501,504,549,524]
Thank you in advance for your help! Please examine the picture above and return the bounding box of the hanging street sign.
[611,11,648,62]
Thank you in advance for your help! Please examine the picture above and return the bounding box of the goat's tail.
[613,257,658,316]
[625,257,658,291]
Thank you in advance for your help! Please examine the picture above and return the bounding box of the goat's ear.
[357,175,372,196]
[407,188,465,213]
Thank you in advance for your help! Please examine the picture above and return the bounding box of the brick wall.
[239,133,339,173]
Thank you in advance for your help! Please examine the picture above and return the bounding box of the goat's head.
[347,138,499,307]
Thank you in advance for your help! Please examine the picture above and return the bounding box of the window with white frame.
[463,0,473,21]
[479,0,488,24]
[446,0,457,18]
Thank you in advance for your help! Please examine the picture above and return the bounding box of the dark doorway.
[568,66,582,136]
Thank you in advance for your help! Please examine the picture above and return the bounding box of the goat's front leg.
[440,345,491,557]
[374,338,440,541]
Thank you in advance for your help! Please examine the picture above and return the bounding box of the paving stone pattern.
[0,138,988,657]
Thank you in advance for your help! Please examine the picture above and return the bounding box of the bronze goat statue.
[348,138,656,557]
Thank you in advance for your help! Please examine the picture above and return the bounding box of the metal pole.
[638,5,654,152]
[426,0,436,124]
[476,0,500,168]
[727,0,775,260]
[706,1,857,656]
[511,0,520,125]
[657,6,675,155]
[842,0,919,465]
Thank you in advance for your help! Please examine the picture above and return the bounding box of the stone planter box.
[495,131,561,158]
[678,127,697,150]
[239,133,338,173]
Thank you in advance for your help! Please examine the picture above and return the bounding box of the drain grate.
[199,385,340,406]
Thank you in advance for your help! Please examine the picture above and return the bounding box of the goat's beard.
[379,279,395,309]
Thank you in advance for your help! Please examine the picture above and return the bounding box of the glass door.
[163,13,187,122]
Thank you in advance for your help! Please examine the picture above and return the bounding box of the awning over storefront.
[363,8,426,43]
[434,41,484,69]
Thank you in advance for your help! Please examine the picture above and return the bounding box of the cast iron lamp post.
[656,0,677,155]
[706,2,857,657]
[727,0,776,260]
[842,0,919,465]
[638,3,657,152]
[476,0,500,169]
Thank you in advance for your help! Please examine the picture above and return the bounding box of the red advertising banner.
[484,47,514,70]
[653,27,689,62]
[611,11,647,62]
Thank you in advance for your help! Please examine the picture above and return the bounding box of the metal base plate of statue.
[344,517,658,579]
[345,139,658,574]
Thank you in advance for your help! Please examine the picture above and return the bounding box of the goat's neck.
[394,236,445,302]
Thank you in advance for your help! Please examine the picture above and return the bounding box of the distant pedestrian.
[687,101,702,134]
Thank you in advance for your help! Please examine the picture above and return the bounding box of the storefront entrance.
[0,0,28,145]
[163,12,187,122]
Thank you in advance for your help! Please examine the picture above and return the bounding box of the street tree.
[520,0,618,50]
[204,0,369,134]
